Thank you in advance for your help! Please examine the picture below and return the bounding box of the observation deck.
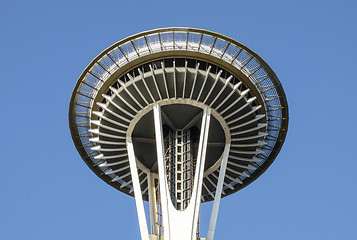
[69,27,288,240]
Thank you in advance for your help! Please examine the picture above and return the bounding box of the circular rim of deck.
[69,27,289,201]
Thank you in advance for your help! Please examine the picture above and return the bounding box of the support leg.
[148,172,159,235]
[153,104,171,240]
[191,107,211,239]
[153,104,211,240]
[207,143,231,240]
[127,138,150,240]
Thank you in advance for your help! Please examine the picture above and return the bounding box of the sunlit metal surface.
[69,28,288,203]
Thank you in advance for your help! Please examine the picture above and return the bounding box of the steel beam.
[127,137,150,240]
[207,143,230,240]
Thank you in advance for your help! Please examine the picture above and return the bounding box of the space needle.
[69,27,288,240]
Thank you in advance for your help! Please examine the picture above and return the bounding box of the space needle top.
[69,27,288,240]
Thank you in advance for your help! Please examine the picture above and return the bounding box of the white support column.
[153,104,211,240]
[207,143,231,240]
[191,107,211,240]
[153,104,171,240]
[147,172,159,235]
[127,138,150,240]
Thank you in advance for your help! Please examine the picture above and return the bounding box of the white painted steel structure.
[69,27,289,240]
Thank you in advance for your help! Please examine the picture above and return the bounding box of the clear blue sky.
[1,0,356,239]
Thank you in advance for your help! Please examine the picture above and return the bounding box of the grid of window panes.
[182,130,192,210]
[164,129,177,207]
[175,130,183,210]
[175,130,184,210]
[163,128,194,211]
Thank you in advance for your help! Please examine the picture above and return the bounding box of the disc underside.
[69,28,288,202]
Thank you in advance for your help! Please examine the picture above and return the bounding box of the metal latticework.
[163,127,197,210]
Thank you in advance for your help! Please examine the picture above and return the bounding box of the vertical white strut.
[154,104,211,240]
[153,104,171,240]
[191,107,211,239]
[127,138,150,240]
[207,143,231,240]
[147,172,159,235]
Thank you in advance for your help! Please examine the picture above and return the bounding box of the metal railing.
[69,27,288,198]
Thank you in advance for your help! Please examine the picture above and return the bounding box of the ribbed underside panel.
[69,28,288,203]
[89,59,267,202]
